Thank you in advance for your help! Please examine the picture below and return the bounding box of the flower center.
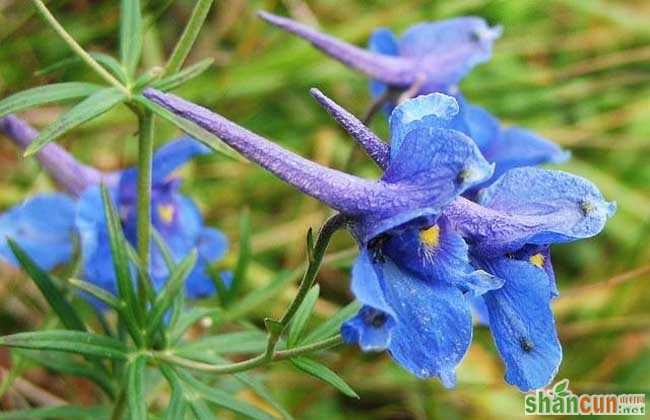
[529,253,545,268]
[157,204,175,224]
[419,225,440,248]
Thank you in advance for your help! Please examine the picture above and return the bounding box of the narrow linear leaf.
[189,400,218,420]
[163,0,215,76]
[37,53,128,83]
[69,277,121,311]
[175,331,267,358]
[287,285,320,347]
[147,250,198,338]
[169,306,221,344]
[120,0,143,76]
[19,350,115,398]
[24,88,126,156]
[0,82,101,118]
[127,354,148,419]
[0,331,129,360]
[291,357,359,399]
[302,300,361,345]
[100,185,142,337]
[152,228,175,271]
[176,370,274,420]
[153,58,214,91]
[159,365,189,420]
[0,405,109,419]
[7,240,85,331]
[136,95,243,161]
[228,208,251,302]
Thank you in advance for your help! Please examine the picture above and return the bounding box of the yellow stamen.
[529,253,545,268]
[158,204,175,224]
[419,225,440,248]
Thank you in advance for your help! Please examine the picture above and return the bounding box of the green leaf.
[136,95,243,161]
[120,0,143,76]
[127,354,148,419]
[7,239,86,332]
[162,0,215,76]
[37,52,128,83]
[189,400,217,420]
[100,185,143,341]
[68,277,121,311]
[0,405,109,419]
[147,250,198,339]
[176,370,274,420]
[169,307,221,344]
[152,228,175,271]
[153,58,214,91]
[160,366,189,420]
[288,285,320,347]
[0,82,101,118]
[0,331,129,360]
[301,301,361,345]
[18,350,115,398]
[24,88,126,156]
[291,357,359,399]
[225,270,299,321]
[175,331,267,359]
[228,208,251,302]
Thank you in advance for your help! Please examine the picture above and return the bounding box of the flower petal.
[483,127,570,182]
[398,17,501,90]
[368,28,399,99]
[0,194,76,270]
[388,93,465,158]
[197,227,228,262]
[479,257,562,391]
[461,101,500,152]
[446,168,616,257]
[152,137,210,183]
[381,258,473,387]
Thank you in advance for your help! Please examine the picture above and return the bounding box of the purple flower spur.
[0,115,229,304]
[258,12,570,189]
[143,87,615,391]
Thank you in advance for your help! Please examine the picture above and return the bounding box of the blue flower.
[0,115,228,303]
[144,88,615,391]
[258,12,569,189]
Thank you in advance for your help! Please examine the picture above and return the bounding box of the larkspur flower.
[0,115,229,303]
[258,12,569,188]
[143,88,615,391]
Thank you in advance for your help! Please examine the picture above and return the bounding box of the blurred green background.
[1,0,649,418]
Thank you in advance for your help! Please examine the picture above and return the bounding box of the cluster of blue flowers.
[0,115,229,304]
[1,11,615,392]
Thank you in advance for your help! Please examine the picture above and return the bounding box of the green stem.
[162,0,215,77]
[158,334,343,374]
[110,386,126,420]
[136,110,155,316]
[30,0,130,97]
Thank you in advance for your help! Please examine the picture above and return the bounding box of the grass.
[1,0,649,418]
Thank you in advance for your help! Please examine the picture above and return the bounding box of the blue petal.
[398,17,501,89]
[152,137,210,183]
[473,167,616,254]
[389,93,464,158]
[0,194,76,270]
[185,259,216,299]
[462,102,500,152]
[479,257,562,391]
[76,186,119,303]
[514,245,558,298]
[197,227,228,262]
[382,216,502,296]
[343,250,395,351]
[483,127,570,182]
[368,28,399,99]
[381,258,472,386]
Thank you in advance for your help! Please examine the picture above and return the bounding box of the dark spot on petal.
[520,337,534,353]
[470,31,481,43]
[368,235,388,263]
[363,308,387,329]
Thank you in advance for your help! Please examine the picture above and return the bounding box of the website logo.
[524,379,646,416]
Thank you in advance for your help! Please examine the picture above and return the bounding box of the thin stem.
[110,386,126,420]
[158,334,343,374]
[136,110,155,315]
[162,0,215,77]
[30,0,130,97]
